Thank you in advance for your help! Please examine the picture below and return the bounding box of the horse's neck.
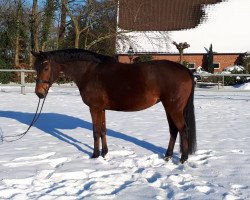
[60,61,96,87]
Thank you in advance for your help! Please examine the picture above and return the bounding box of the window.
[213,63,220,69]
[188,63,196,69]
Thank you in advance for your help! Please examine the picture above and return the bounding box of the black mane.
[44,48,117,64]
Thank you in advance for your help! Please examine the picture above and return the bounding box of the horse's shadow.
[0,111,165,157]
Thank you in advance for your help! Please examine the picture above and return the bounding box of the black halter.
[35,59,53,85]
[36,78,51,84]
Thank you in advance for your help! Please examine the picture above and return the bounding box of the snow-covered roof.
[116,0,250,54]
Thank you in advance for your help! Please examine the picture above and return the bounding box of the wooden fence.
[0,69,35,94]
[197,74,250,89]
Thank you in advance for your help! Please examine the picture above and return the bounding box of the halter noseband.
[36,78,51,84]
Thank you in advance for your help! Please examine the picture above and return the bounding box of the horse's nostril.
[36,92,45,99]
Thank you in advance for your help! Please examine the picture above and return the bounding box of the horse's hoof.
[101,148,108,158]
[91,154,99,159]
[180,158,187,164]
[164,156,172,162]
[91,150,100,158]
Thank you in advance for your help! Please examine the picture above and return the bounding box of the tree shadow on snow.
[0,111,165,157]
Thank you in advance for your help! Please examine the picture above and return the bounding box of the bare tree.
[62,0,129,51]
[173,41,190,64]
[62,0,87,48]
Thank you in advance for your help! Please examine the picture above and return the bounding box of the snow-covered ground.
[0,85,250,200]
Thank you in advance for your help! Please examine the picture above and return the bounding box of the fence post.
[222,75,224,88]
[20,70,25,95]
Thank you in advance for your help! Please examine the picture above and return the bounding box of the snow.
[223,65,245,72]
[0,85,250,199]
[233,83,250,90]
[169,0,250,53]
[116,31,171,54]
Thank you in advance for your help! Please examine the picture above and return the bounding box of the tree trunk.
[180,50,183,65]
[14,34,20,67]
[41,0,55,51]
[75,30,80,48]
[41,43,46,51]
[14,0,22,67]
[30,0,39,52]
[70,16,80,48]
[58,0,67,48]
[29,0,39,66]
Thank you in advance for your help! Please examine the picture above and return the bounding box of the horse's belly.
[108,96,160,112]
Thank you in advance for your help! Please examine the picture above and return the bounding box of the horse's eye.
[44,67,49,71]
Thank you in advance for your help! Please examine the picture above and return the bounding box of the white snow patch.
[0,86,250,199]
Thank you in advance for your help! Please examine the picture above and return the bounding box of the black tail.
[183,80,197,154]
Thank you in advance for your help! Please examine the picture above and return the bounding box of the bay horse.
[31,49,196,163]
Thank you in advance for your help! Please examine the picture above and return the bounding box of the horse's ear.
[31,51,47,59]
[31,51,40,57]
[39,51,48,59]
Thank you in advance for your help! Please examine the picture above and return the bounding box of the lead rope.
[0,96,47,143]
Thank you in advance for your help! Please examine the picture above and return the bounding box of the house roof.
[118,0,223,31]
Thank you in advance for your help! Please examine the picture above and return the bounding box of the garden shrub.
[0,57,12,84]
[133,54,153,63]
[243,55,250,73]
[224,69,247,86]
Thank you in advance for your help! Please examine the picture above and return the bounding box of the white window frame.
[213,63,220,69]
[188,63,196,69]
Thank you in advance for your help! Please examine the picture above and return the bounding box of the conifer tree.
[207,44,214,73]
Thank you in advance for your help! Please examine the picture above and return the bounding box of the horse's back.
[148,60,193,88]
[145,60,192,80]
[132,60,193,94]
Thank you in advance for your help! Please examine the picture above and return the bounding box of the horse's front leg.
[90,108,102,158]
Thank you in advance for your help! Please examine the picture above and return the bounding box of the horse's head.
[31,51,59,99]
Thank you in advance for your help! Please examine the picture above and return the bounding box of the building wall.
[118,53,242,72]
[213,54,240,71]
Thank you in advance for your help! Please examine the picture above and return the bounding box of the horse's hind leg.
[169,112,189,163]
[101,110,108,157]
[164,114,178,161]
[163,104,189,163]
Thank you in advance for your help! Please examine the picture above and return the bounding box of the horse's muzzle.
[36,91,46,99]
[35,86,48,99]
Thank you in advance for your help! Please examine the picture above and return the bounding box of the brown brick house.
[118,52,244,72]
[116,1,248,72]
